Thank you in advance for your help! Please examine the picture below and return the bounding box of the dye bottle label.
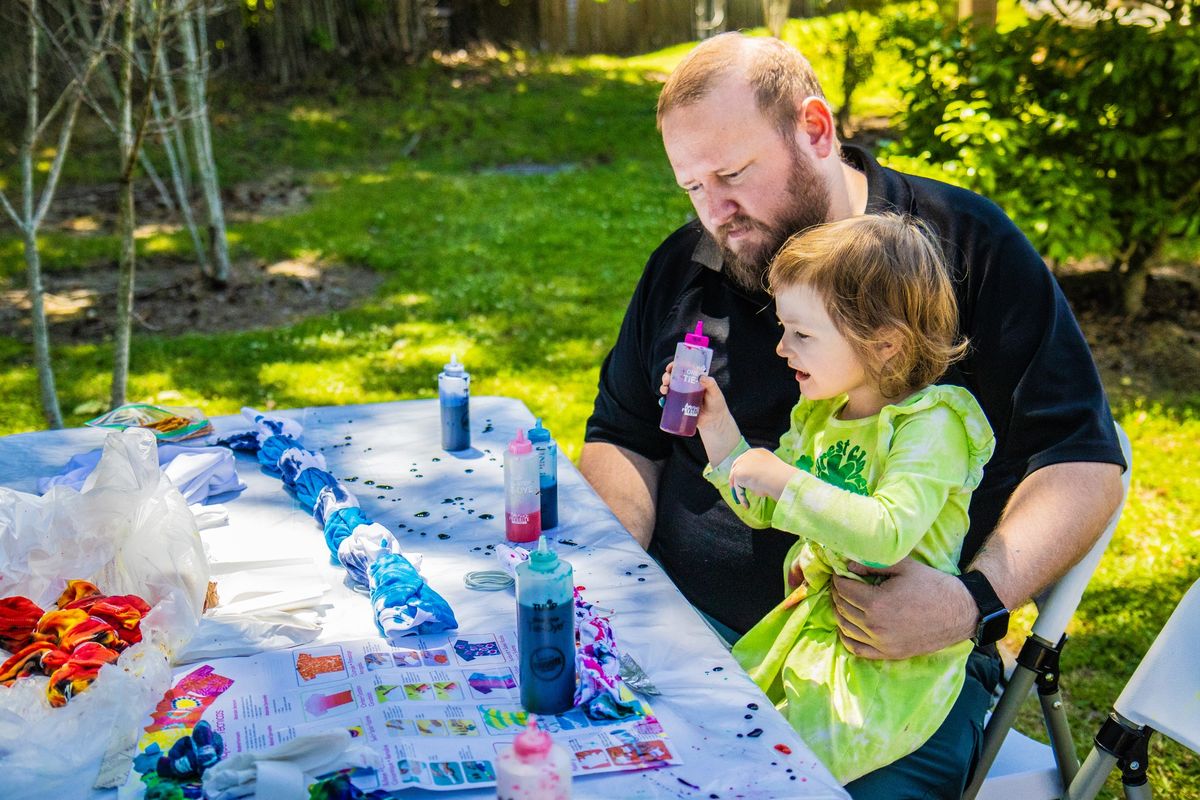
[516,538,576,716]
[660,321,712,438]
[505,429,541,543]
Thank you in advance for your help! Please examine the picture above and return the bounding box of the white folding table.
[0,397,849,799]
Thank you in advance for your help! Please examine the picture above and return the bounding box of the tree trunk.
[179,0,231,286]
[22,230,64,429]
[151,37,209,277]
[761,0,788,38]
[2,0,121,426]
[112,0,137,410]
[959,0,997,28]
[21,0,64,428]
[1116,238,1160,318]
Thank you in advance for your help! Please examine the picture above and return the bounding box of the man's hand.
[729,448,798,504]
[830,557,976,660]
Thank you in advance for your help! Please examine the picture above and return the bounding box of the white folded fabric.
[38,444,245,505]
[201,730,380,799]
[176,610,322,664]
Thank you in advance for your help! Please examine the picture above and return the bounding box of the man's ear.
[796,96,837,160]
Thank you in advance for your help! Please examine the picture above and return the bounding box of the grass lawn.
[1,22,1197,800]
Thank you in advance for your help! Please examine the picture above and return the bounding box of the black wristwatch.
[958,570,1010,646]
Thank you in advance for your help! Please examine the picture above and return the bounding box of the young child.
[661,213,995,784]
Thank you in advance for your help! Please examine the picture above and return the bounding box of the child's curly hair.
[767,213,967,399]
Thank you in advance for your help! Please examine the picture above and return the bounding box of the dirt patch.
[1062,265,1200,402]
[0,255,383,343]
[1,171,312,236]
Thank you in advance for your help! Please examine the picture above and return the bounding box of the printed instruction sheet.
[136,631,680,792]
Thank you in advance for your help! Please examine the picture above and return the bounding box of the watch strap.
[958,570,1009,646]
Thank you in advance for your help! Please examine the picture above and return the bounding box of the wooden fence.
[0,0,808,103]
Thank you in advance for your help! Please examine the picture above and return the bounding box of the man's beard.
[717,148,831,293]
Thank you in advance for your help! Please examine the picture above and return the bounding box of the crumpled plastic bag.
[0,428,210,799]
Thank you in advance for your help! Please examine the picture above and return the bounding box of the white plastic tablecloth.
[0,397,848,799]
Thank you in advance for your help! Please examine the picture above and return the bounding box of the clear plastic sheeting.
[0,429,209,800]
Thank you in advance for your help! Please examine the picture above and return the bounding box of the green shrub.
[885,13,1200,315]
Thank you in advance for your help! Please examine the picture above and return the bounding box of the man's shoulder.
[885,164,1022,247]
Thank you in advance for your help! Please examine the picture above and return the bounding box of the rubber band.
[463,571,515,591]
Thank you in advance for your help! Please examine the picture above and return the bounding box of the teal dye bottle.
[516,537,576,715]
[528,419,558,530]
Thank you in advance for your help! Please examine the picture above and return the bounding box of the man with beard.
[580,33,1126,797]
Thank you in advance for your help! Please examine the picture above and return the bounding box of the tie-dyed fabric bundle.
[218,408,457,640]
[0,579,150,706]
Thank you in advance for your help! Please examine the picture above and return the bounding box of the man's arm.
[830,461,1123,659]
[579,441,663,550]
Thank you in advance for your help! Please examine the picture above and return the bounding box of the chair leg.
[963,634,1074,800]
[1065,746,1121,800]
[1063,713,1154,800]
[962,662,1037,800]
[1034,642,1081,786]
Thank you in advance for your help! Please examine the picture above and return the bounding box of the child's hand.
[729,448,799,504]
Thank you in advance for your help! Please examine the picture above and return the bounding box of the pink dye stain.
[773,744,792,755]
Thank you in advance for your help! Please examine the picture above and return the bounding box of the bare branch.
[33,1,123,228]
[0,190,24,231]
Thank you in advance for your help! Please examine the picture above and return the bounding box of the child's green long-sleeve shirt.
[704,384,995,783]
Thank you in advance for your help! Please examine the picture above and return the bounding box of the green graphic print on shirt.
[796,440,869,496]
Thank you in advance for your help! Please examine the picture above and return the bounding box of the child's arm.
[702,413,805,529]
[769,405,974,568]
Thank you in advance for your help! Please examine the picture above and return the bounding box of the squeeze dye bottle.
[504,429,541,543]
[527,419,558,530]
[516,537,576,716]
[495,716,572,800]
[438,354,471,451]
[660,321,713,437]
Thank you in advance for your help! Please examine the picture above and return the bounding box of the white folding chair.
[967,423,1133,800]
[1063,576,1200,799]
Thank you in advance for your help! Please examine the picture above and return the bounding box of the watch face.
[978,608,1010,645]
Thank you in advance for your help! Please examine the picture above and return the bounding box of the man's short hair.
[657,33,827,140]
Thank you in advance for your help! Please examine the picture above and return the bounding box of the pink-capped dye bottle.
[660,321,713,437]
[504,429,542,543]
[496,716,572,800]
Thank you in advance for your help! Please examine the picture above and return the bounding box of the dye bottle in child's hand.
[438,354,471,451]
[495,716,572,800]
[516,537,576,715]
[660,321,713,437]
[527,419,558,530]
[505,429,541,543]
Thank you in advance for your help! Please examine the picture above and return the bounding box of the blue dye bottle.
[438,354,470,451]
[516,537,576,715]
[528,419,558,530]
